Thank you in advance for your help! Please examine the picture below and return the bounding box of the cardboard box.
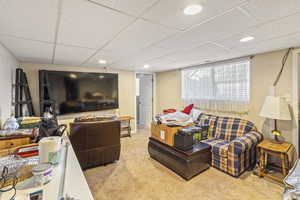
[151,122,193,146]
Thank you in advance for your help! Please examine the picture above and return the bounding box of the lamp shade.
[259,96,291,120]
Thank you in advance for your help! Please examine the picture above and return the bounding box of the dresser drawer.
[0,137,30,150]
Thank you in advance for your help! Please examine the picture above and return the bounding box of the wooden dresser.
[0,135,31,150]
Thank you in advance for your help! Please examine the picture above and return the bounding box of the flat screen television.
[39,70,119,115]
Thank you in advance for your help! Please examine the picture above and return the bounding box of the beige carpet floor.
[84,129,284,200]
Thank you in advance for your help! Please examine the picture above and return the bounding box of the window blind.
[181,59,250,113]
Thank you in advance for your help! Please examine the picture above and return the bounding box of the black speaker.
[174,127,197,151]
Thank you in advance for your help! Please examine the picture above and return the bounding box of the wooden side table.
[118,116,134,138]
[257,140,292,183]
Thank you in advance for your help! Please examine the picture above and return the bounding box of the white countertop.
[1,141,94,200]
[63,143,94,200]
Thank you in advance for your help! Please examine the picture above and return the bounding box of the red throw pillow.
[182,104,194,114]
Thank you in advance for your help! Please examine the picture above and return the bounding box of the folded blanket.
[159,111,193,124]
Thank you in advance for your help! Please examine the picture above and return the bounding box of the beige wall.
[156,49,294,143]
[20,63,136,131]
[156,70,184,112]
[0,43,18,127]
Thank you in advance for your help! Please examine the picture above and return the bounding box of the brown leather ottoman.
[148,137,211,180]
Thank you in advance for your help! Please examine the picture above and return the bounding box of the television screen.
[40,70,118,115]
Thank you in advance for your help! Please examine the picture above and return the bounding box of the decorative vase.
[3,116,19,131]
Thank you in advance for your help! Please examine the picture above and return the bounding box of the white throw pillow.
[190,108,202,122]
[160,111,191,122]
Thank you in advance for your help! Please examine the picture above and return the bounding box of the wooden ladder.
[14,68,35,118]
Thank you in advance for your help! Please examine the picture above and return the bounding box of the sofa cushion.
[229,131,263,155]
[212,141,230,157]
[214,117,256,141]
[197,113,218,136]
[202,138,229,157]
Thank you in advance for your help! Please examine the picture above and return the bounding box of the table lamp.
[259,96,291,143]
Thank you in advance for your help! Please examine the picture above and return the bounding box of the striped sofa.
[198,113,263,177]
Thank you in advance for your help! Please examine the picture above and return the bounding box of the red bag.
[182,104,194,114]
[163,109,177,114]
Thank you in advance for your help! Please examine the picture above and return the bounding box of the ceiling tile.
[151,63,185,72]
[0,0,7,8]
[146,58,177,70]
[0,36,53,63]
[54,45,96,66]
[90,0,117,7]
[58,0,135,49]
[219,12,300,49]
[148,57,175,66]
[84,49,128,67]
[149,62,188,72]
[111,46,174,70]
[0,0,58,42]
[132,46,175,62]
[241,0,300,23]
[150,43,231,71]
[142,0,245,30]
[90,0,157,17]
[112,46,175,67]
[103,19,178,56]
[156,9,257,51]
[115,0,158,16]
[108,63,133,70]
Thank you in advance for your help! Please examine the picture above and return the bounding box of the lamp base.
[271,132,283,144]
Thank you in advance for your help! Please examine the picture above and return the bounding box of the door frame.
[134,72,156,129]
[292,48,300,156]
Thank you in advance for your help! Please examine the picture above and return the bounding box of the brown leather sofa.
[69,120,121,170]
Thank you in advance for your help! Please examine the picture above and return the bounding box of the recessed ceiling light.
[69,73,77,79]
[184,4,203,15]
[98,59,107,64]
[240,36,255,42]
[144,64,150,69]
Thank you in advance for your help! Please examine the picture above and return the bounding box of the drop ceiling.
[0,0,300,72]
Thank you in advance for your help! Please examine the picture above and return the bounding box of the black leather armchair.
[69,120,121,169]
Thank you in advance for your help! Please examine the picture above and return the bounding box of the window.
[181,59,250,113]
